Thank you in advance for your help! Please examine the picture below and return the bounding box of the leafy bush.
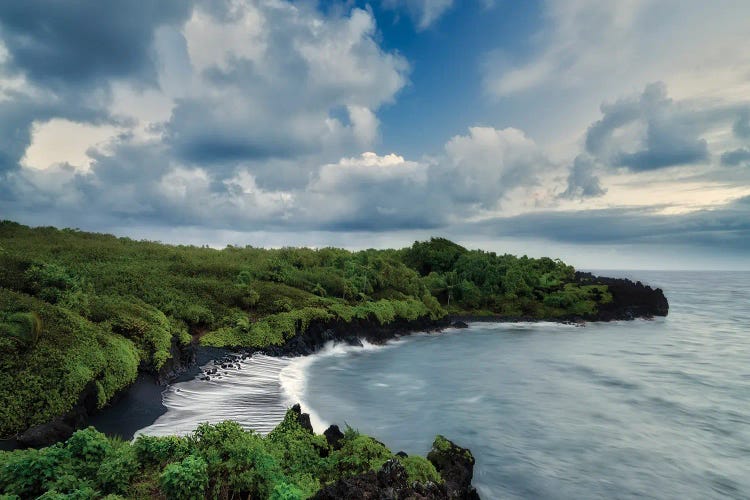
[0,311,43,348]
[66,427,111,476]
[323,428,393,480]
[0,408,459,499]
[270,481,305,500]
[396,455,442,484]
[133,434,192,469]
[96,441,138,495]
[159,455,208,500]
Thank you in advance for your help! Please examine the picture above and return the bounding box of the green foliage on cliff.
[0,221,609,437]
[0,409,451,499]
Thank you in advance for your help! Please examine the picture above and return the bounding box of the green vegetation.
[0,222,610,437]
[0,409,446,499]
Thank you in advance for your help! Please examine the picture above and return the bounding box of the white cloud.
[482,0,750,155]
[21,119,122,171]
[382,0,455,30]
[442,127,548,211]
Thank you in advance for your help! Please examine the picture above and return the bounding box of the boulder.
[427,436,480,499]
[324,424,345,450]
[290,403,314,434]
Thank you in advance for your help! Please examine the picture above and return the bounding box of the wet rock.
[427,436,479,499]
[344,337,364,347]
[451,321,469,329]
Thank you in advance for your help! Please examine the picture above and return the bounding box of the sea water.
[136,271,750,499]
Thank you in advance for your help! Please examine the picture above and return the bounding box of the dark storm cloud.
[585,82,709,171]
[0,0,193,176]
[720,148,750,167]
[733,109,750,139]
[468,196,750,251]
[0,0,192,89]
[165,98,316,165]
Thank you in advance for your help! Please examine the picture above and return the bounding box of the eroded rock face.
[313,436,480,500]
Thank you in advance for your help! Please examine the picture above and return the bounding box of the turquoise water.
[302,272,750,499]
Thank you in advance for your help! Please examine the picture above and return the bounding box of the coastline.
[11,272,669,447]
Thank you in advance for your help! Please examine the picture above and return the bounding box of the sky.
[1,0,750,269]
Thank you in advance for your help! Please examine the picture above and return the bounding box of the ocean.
[132,271,750,499]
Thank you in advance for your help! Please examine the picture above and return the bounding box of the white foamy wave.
[278,339,392,433]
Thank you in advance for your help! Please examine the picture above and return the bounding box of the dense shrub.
[0,407,465,499]
[397,455,442,484]
[160,455,208,500]
[133,435,192,469]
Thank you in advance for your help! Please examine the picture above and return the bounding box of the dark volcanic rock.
[427,436,480,499]
[312,459,448,500]
[324,424,345,450]
[451,321,469,329]
[262,315,451,358]
[156,332,197,384]
[575,272,669,321]
[313,436,480,499]
[290,403,314,434]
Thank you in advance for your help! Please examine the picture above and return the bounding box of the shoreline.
[39,316,655,446]
[10,271,668,448]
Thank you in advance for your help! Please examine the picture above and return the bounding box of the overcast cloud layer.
[1,0,749,268]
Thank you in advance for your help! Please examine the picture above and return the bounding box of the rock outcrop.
[313,434,479,500]
[575,272,669,321]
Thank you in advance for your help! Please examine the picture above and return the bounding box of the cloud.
[164,2,407,175]
[381,0,454,30]
[1,0,749,267]
[0,0,191,175]
[721,148,750,167]
[0,0,410,193]
[483,1,750,100]
[483,0,647,97]
[1,122,549,234]
[560,155,606,199]
[441,127,546,209]
[585,82,710,171]
[306,152,437,230]
[465,195,750,251]
[0,0,192,89]
[0,91,111,173]
[733,109,750,139]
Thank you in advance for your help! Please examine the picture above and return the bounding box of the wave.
[278,339,391,433]
[134,339,393,438]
